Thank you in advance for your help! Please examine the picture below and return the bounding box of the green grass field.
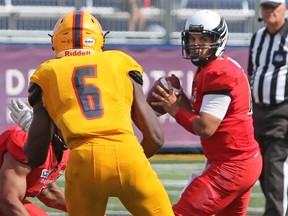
[27,154,265,216]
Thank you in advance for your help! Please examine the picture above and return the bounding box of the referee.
[247,0,288,216]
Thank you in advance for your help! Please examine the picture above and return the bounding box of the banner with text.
[0,44,249,149]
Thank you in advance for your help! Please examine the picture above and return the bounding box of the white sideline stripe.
[161,179,188,186]
[247,207,265,212]
[152,163,204,169]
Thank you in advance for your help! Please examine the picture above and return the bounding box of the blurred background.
[0,0,273,151]
[0,1,277,215]
[0,0,266,45]
[0,0,282,151]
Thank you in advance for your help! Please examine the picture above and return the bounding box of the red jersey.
[0,126,69,197]
[192,56,259,161]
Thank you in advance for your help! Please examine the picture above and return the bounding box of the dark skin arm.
[130,78,164,158]
[0,153,31,216]
[24,95,54,168]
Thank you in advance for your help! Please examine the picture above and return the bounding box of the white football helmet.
[181,10,228,66]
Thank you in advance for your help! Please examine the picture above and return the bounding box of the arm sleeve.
[200,94,231,120]
[28,83,42,107]
[247,33,256,77]
[116,51,143,76]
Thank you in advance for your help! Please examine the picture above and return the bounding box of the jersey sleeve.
[6,127,28,164]
[201,66,238,94]
[114,50,143,76]
[29,60,53,93]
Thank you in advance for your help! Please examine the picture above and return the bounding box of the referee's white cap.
[260,0,285,7]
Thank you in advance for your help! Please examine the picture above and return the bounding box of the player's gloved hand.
[8,99,33,132]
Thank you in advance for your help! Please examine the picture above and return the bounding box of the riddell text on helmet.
[64,50,92,56]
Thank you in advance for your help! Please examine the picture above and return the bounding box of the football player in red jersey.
[152,10,263,216]
[0,99,69,216]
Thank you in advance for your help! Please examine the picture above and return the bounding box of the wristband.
[175,108,196,134]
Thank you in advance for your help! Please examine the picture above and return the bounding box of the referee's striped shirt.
[247,20,288,106]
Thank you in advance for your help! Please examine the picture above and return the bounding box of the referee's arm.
[247,34,256,84]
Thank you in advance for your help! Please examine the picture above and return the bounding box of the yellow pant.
[65,141,174,216]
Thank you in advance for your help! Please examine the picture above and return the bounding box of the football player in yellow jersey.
[23,11,174,216]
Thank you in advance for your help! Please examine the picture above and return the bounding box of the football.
[146,74,182,116]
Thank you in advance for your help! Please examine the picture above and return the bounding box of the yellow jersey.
[30,50,143,149]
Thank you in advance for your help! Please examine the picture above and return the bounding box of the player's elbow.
[25,152,46,167]
[24,143,47,167]
[28,156,46,168]
[196,130,213,138]
[151,128,164,147]
[141,130,164,158]
[193,115,220,138]
[194,125,217,138]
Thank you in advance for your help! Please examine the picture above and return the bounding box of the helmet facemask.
[182,29,221,66]
[181,10,228,67]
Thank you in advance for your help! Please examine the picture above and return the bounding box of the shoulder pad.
[28,83,42,107]
[129,70,143,86]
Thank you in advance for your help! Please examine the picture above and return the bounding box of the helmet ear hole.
[48,33,54,51]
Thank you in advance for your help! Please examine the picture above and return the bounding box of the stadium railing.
[0,0,266,46]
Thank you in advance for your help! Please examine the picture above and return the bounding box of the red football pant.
[173,151,262,216]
